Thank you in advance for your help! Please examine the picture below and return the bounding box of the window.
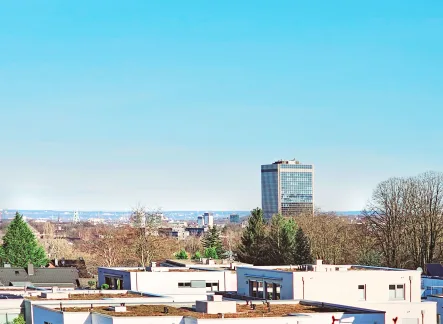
[190,280,206,288]
[206,282,219,291]
[389,284,405,300]
[358,285,366,301]
[178,282,191,288]
[249,280,258,297]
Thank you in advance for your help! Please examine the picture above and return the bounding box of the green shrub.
[192,251,202,260]
[204,247,218,259]
[101,283,109,290]
[12,315,25,324]
[175,249,188,260]
[88,280,96,288]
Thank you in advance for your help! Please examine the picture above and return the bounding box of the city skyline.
[1,1,442,212]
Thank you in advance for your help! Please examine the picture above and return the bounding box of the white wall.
[98,267,237,295]
[111,315,184,324]
[163,294,210,302]
[63,312,92,324]
[0,300,22,324]
[0,299,23,313]
[293,270,422,304]
[128,271,230,294]
[352,301,436,324]
[196,313,385,324]
[237,267,294,299]
[425,296,443,319]
[223,271,237,292]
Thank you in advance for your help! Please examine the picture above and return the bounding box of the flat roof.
[125,268,208,272]
[242,265,412,272]
[163,259,250,266]
[63,303,353,318]
[27,292,150,301]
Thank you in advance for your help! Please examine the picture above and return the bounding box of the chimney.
[316,260,323,266]
[27,264,34,276]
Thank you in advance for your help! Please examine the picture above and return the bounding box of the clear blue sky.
[0,1,442,211]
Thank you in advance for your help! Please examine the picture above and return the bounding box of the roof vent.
[27,264,34,276]
[108,305,126,312]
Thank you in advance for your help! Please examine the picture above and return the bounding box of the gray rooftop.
[0,267,79,287]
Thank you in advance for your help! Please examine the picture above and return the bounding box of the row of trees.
[364,171,443,269]
[0,209,179,271]
[176,226,227,260]
[4,170,443,271]
[236,171,443,270]
[237,208,312,265]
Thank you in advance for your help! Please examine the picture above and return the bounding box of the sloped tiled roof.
[0,267,79,287]
[50,259,89,278]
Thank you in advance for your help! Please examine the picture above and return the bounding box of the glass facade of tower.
[261,164,279,220]
[261,162,314,219]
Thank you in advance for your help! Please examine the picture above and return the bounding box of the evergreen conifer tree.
[266,214,297,265]
[0,212,48,267]
[237,208,266,265]
[202,226,225,258]
[294,227,313,265]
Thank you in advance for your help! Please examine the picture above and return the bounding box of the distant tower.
[203,212,214,228]
[73,211,80,223]
[261,159,314,219]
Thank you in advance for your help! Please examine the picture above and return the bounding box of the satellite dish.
[417,267,423,274]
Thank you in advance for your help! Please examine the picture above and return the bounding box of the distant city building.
[261,159,314,219]
[203,212,214,228]
[186,227,207,236]
[148,213,164,227]
[229,214,240,223]
[197,216,205,227]
[158,228,189,240]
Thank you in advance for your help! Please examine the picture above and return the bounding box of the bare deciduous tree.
[364,172,443,269]
[129,205,176,267]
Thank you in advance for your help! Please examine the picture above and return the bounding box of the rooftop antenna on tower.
[73,211,80,224]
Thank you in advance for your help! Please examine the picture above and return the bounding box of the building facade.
[236,261,436,324]
[203,212,214,227]
[98,264,238,295]
[261,159,314,219]
[229,214,240,223]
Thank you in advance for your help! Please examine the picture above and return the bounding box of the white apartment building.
[31,296,386,324]
[98,260,242,297]
[236,261,436,324]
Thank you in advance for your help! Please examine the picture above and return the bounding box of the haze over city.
[1,1,442,212]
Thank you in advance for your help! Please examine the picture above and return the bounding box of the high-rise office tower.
[261,159,314,219]
[203,212,214,227]
[197,216,205,227]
